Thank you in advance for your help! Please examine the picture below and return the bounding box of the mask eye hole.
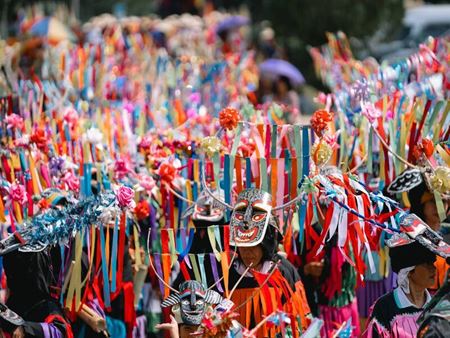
[235,213,244,220]
[181,300,190,305]
[196,206,205,212]
[252,213,266,222]
[196,300,204,305]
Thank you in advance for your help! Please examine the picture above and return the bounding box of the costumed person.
[417,267,450,337]
[363,235,437,337]
[290,195,360,337]
[37,189,109,338]
[157,280,222,338]
[387,168,450,291]
[181,189,226,254]
[227,188,310,337]
[0,248,73,338]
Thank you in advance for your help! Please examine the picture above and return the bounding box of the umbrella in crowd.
[259,58,306,85]
[216,15,250,34]
[28,16,75,43]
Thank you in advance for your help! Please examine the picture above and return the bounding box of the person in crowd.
[2,249,73,338]
[171,188,310,337]
[417,267,450,337]
[157,280,222,338]
[226,188,310,337]
[363,236,437,337]
[289,198,360,337]
[388,170,450,291]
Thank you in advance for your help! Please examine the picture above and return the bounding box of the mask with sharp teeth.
[161,280,222,326]
[230,188,272,247]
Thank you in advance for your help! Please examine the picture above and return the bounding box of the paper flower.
[49,156,66,177]
[361,102,382,124]
[63,107,79,127]
[30,128,48,151]
[84,127,103,145]
[200,136,222,157]
[114,158,131,180]
[5,114,24,130]
[422,138,434,158]
[430,166,450,195]
[314,92,328,105]
[137,174,156,193]
[38,198,51,210]
[138,135,152,152]
[14,134,30,147]
[98,205,120,225]
[134,200,150,220]
[310,109,333,137]
[61,171,80,192]
[411,138,434,164]
[158,162,177,185]
[219,107,240,130]
[300,177,319,194]
[312,140,333,166]
[352,79,370,102]
[116,185,136,208]
[9,183,27,205]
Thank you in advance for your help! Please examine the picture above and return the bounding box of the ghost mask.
[161,280,222,326]
[230,188,272,247]
[182,190,226,225]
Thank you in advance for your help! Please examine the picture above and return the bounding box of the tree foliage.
[243,0,404,86]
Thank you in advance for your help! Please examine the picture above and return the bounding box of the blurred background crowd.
[2,0,450,123]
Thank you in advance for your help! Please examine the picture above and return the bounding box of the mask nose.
[243,205,253,226]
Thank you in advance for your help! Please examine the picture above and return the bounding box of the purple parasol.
[259,59,305,86]
[216,15,250,34]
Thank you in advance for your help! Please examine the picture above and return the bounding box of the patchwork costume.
[228,188,311,338]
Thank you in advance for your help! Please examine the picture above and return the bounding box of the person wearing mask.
[170,188,310,337]
[226,188,310,337]
[157,280,222,338]
[363,235,437,337]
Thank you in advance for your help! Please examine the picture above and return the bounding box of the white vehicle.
[362,5,450,61]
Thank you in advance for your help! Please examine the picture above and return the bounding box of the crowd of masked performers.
[0,165,449,338]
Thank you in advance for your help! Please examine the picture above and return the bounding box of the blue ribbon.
[110,216,119,293]
[99,223,111,307]
[178,228,195,261]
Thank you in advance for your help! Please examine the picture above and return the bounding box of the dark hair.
[408,181,429,222]
[278,75,293,91]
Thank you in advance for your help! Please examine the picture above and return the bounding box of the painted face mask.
[182,190,225,224]
[230,188,272,247]
[161,280,222,326]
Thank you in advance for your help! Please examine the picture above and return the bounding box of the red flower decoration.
[158,162,177,185]
[411,138,435,164]
[310,109,333,137]
[38,198,51,210]
[30,128,48,151]
[134,200,150,220]
[219,107,240,130]
[422,138,434,158]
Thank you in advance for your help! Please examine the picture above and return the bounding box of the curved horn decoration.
[165,184,195,205]
[272,194,304,211]
[200,165,233,210]
[161,294,181,307]
[205,290,223,305]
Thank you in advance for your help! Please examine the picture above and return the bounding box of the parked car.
[356,4,450,62]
